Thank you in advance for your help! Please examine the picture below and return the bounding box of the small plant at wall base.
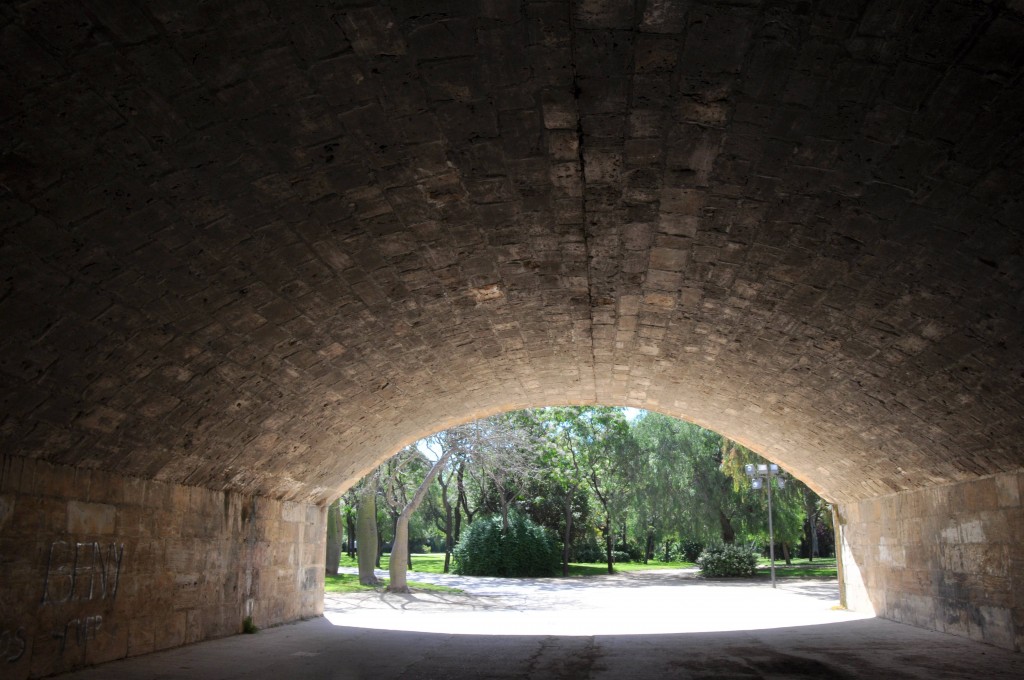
[242,616,258,634]
[696,544,758,577]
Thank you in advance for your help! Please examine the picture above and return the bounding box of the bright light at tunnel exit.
[323,573,871,637]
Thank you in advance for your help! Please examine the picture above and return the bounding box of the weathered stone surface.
[839,470,1024,652]
[1,1,1019,507]
[0,455,324,679]
[0,0,1022,671]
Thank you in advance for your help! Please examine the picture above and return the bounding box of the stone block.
[67,500,116,535]
[127,614,157,658]
[995,473,1020,508]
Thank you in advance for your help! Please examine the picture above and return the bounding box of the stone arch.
[1,0,1022,675]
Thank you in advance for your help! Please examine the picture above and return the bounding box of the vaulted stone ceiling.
[1,1,1022,504]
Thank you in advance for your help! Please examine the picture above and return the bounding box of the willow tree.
[632,413,741,545]
[721,442,809,563]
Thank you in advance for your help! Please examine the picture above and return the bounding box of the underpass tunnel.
[1,0,1022,676]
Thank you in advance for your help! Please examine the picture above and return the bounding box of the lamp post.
[744,463,786,588]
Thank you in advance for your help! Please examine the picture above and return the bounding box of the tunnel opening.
[2,1,1022,676]
[321,407,854,638]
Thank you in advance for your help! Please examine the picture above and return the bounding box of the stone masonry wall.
[0,454,325,679]
[838,469,1023,652]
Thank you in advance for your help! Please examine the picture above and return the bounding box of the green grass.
[324,573,462,594]
[752,556,837,579]
[566,560,695,577]
[332,553,834,584]
[337,552,448,574]
[335,553,693,579]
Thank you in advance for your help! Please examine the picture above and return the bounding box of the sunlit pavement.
[325,567,869,635]
[57,569,1023,679]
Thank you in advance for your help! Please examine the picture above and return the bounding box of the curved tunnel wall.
[0,0,1022,675]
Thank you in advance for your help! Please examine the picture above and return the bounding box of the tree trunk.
[325,500,342,575]
[345,512,357,558]
[436,470,455,574]
[453,501,463,547]
[453,462,465,546]
[388,447,456,593]
[457,464,475,526]
[782,541,792,566]
[644,531,654,564]
[390,516,412,592]
[561,486,575,577]
[356,482,380,586]
[443,502,453,573]
[664,539,671,563]
[718,509,736,544]
[500,494,510,533]
[605,515,614,574]
[804,489,820,561]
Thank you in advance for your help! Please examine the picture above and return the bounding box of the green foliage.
[453,512,560,577]
[611,550,631,563]
[678,539,705,562]
[242,616,258,634]
[697,544,758,577]
[358,406,834,582]
[572,536,604,563]
[632,413,741,544]
[614,541,644,562]
[664,539,707,562]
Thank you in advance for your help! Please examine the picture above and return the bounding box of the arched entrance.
[1,1,1021,676]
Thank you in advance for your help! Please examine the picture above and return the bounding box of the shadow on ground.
[56,616,1023,680]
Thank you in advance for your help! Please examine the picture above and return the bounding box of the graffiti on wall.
[42,541,125,605]
[1,627,26,663]
[53,616,102,655]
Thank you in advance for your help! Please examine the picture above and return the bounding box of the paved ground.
[57,569,1022,679]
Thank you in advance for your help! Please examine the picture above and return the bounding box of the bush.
[678,539,705,563]
[453,512,560,577]
[614,541,644,562]
[696,544,758,577]
[611,550,631,564]
[573,536,604,563]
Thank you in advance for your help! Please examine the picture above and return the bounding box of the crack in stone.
[567,0,599,401]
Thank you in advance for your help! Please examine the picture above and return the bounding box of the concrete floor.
[55,570,1022,679]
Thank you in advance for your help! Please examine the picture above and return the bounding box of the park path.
[327,567,862,635]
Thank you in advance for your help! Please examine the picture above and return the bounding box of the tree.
[568,407,635,573]
[421,426,474,573]
[537,407,589,576]
[387,443,458,592]
[633,413,743,545]
[721,442,810,564]
[325,498,342,575]
[464,412,544,532]
[341,490,357,558]
[356,473,381,586]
